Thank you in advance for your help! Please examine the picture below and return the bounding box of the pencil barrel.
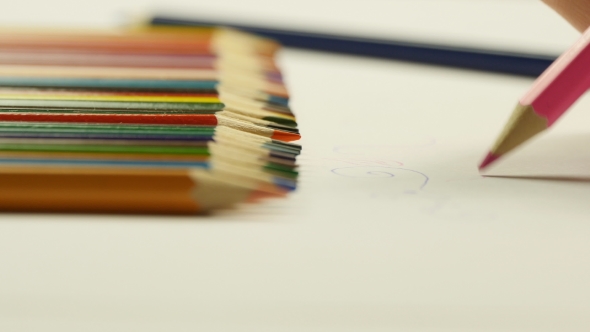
[0,26,301,213]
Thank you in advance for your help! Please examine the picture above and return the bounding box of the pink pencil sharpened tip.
[479,152,500,170]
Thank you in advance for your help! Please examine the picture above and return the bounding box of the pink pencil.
[479,26,590,170]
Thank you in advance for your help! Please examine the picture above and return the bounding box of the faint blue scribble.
[331,166,429,190]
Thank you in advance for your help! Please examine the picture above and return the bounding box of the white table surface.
[1,1,589,331]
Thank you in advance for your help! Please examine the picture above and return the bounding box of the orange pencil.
[0,166,285,214]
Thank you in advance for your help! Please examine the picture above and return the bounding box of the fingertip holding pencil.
[479,25,590,170]
[542,0,590,32]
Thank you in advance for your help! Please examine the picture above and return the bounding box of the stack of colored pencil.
[0,26,301,214]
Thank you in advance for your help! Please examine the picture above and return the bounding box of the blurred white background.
[0,0,579,52]
[1,1,589,331]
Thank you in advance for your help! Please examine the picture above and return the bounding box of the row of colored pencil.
[0,26,301,213]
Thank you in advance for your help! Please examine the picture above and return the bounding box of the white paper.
[0,1,589,331]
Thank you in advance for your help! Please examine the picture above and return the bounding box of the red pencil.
[0,112,301,142]
[479,26,590,170]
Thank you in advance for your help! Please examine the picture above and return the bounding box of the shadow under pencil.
[483,175,590,183]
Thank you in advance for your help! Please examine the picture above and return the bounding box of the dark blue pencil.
[150,15,558,77]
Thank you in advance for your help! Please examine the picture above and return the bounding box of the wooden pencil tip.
[481,103,548,171]
[271,130,301,142]
[479,152,500,170]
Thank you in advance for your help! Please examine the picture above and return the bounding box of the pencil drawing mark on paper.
[331,166,429,190]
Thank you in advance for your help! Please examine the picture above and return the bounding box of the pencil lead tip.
[479,152,499,170]
[479,103,548,171]
[271,130,300,142]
